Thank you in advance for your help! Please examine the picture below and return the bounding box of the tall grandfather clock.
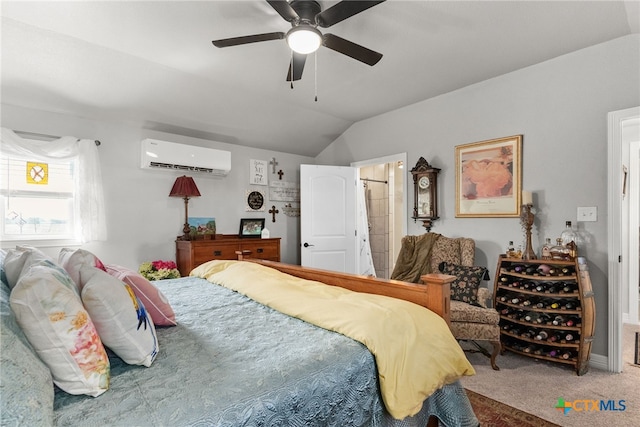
[411,157,440,231]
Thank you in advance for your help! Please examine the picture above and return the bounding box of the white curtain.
[0,127,107,242]
[356,181,376,277]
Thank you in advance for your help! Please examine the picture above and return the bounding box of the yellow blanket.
[191,260,475,419]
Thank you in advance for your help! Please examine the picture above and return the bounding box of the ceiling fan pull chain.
[314,51,318,102]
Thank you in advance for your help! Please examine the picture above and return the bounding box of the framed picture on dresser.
[239,218,265,238]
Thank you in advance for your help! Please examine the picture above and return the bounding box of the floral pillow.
[10,264,110,397]
[438,262,489,307]
[58,248,107,291]
[80,266,159,367]
[105,264,176,326]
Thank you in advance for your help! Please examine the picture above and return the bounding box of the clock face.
[247,191,264,210]
[418,176,430,189]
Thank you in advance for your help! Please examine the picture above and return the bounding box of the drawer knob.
[257,248,263,253]
[214,250,222,256]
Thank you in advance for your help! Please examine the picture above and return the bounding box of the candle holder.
[520,204,537,260]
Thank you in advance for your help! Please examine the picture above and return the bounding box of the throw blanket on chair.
[390,233,441,283]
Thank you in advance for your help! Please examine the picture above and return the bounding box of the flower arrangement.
[139,260,181,281]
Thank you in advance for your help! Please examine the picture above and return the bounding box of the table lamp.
[169,175,201,240]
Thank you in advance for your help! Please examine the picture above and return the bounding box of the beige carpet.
[460,323,640,427]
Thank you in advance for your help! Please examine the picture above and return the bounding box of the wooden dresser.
[175,235,281,277]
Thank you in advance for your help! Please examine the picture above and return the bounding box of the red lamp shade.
[169,175,201,198]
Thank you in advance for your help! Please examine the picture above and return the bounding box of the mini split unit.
[140,139,231,176]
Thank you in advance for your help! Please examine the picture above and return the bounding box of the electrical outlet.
[577,206,597,222]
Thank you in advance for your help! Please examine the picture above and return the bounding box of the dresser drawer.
[193,242,240,264]
[242,244,280,260]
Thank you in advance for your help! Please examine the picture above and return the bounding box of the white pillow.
[10,265,110,397]
[58,248,107,291]
[4,246,53,289]
[80,266,159,367]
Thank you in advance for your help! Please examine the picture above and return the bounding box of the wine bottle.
[548,333,562,342]
[500,307,514,316]
[536,313,551,324]
[560,351,575,360]
[525,266,537,275]
[560,266,574,276]
[548,349,559,357]
[535,330,549,340]
[535,298,548,309]
[552,315,565,326]
[545,283,559,294]
[511,264,526,273]
[562,332,576,343]
[521,328,537,339]
[534,283,546,292]
[564,316,580,327]
[562,300,578,310]
[561,282,577,293]
[548,299,561,310]
[511,295,526,305]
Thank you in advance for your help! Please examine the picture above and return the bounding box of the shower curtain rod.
[14,130,101,146]
[360,178,388,184]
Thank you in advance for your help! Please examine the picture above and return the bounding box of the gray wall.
[1,104,313,267]
[316,34,640,357]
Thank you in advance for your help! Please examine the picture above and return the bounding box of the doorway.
[352,153,407,279]
[608,106,640,373]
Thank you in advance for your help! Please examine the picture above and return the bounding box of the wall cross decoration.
[277,170,284,180]
[269,205,279,222]
[270,157,278,174]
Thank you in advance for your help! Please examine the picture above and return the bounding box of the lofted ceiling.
[1,1,638,157]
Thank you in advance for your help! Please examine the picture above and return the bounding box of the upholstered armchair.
[391,233,500,370]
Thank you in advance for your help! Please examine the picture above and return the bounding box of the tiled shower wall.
[360,164,389,278]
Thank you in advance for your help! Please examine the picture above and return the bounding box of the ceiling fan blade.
[322,33,382,66]
[286,52,307,82]
[266,0,299,23]
[212,32,284,48]
[316,0,386,28]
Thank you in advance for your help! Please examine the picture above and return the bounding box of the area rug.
[466,389,561,427]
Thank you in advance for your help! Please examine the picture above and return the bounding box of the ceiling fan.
[212,0,386,82]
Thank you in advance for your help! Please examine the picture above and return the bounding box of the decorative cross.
[270,157,278,174]
[277,169,284,180]
[269,205,279,223]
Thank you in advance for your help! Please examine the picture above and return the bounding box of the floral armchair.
[393,233,500,370]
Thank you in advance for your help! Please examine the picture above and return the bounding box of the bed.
[1,252,479,427]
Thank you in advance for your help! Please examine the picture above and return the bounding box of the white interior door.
[300,165,357,273]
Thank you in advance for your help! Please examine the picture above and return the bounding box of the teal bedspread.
[47,276,477,426]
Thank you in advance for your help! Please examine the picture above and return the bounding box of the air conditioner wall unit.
[141,139,231,176]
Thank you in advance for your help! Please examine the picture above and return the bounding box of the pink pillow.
[105,264,176,326]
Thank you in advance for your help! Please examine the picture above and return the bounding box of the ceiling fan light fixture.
[286,26,322,54]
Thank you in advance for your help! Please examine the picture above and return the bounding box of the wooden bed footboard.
[245,259,454,325]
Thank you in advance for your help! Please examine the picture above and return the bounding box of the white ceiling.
[2,1,638,157]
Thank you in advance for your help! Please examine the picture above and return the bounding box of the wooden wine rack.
[493,256,595,375]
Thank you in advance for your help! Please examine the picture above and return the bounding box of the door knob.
[303,242,314,247]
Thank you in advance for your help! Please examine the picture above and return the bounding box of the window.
[1,151,80,241]
[0,128,106,244]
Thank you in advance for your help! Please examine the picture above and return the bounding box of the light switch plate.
[577,206,597,222]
